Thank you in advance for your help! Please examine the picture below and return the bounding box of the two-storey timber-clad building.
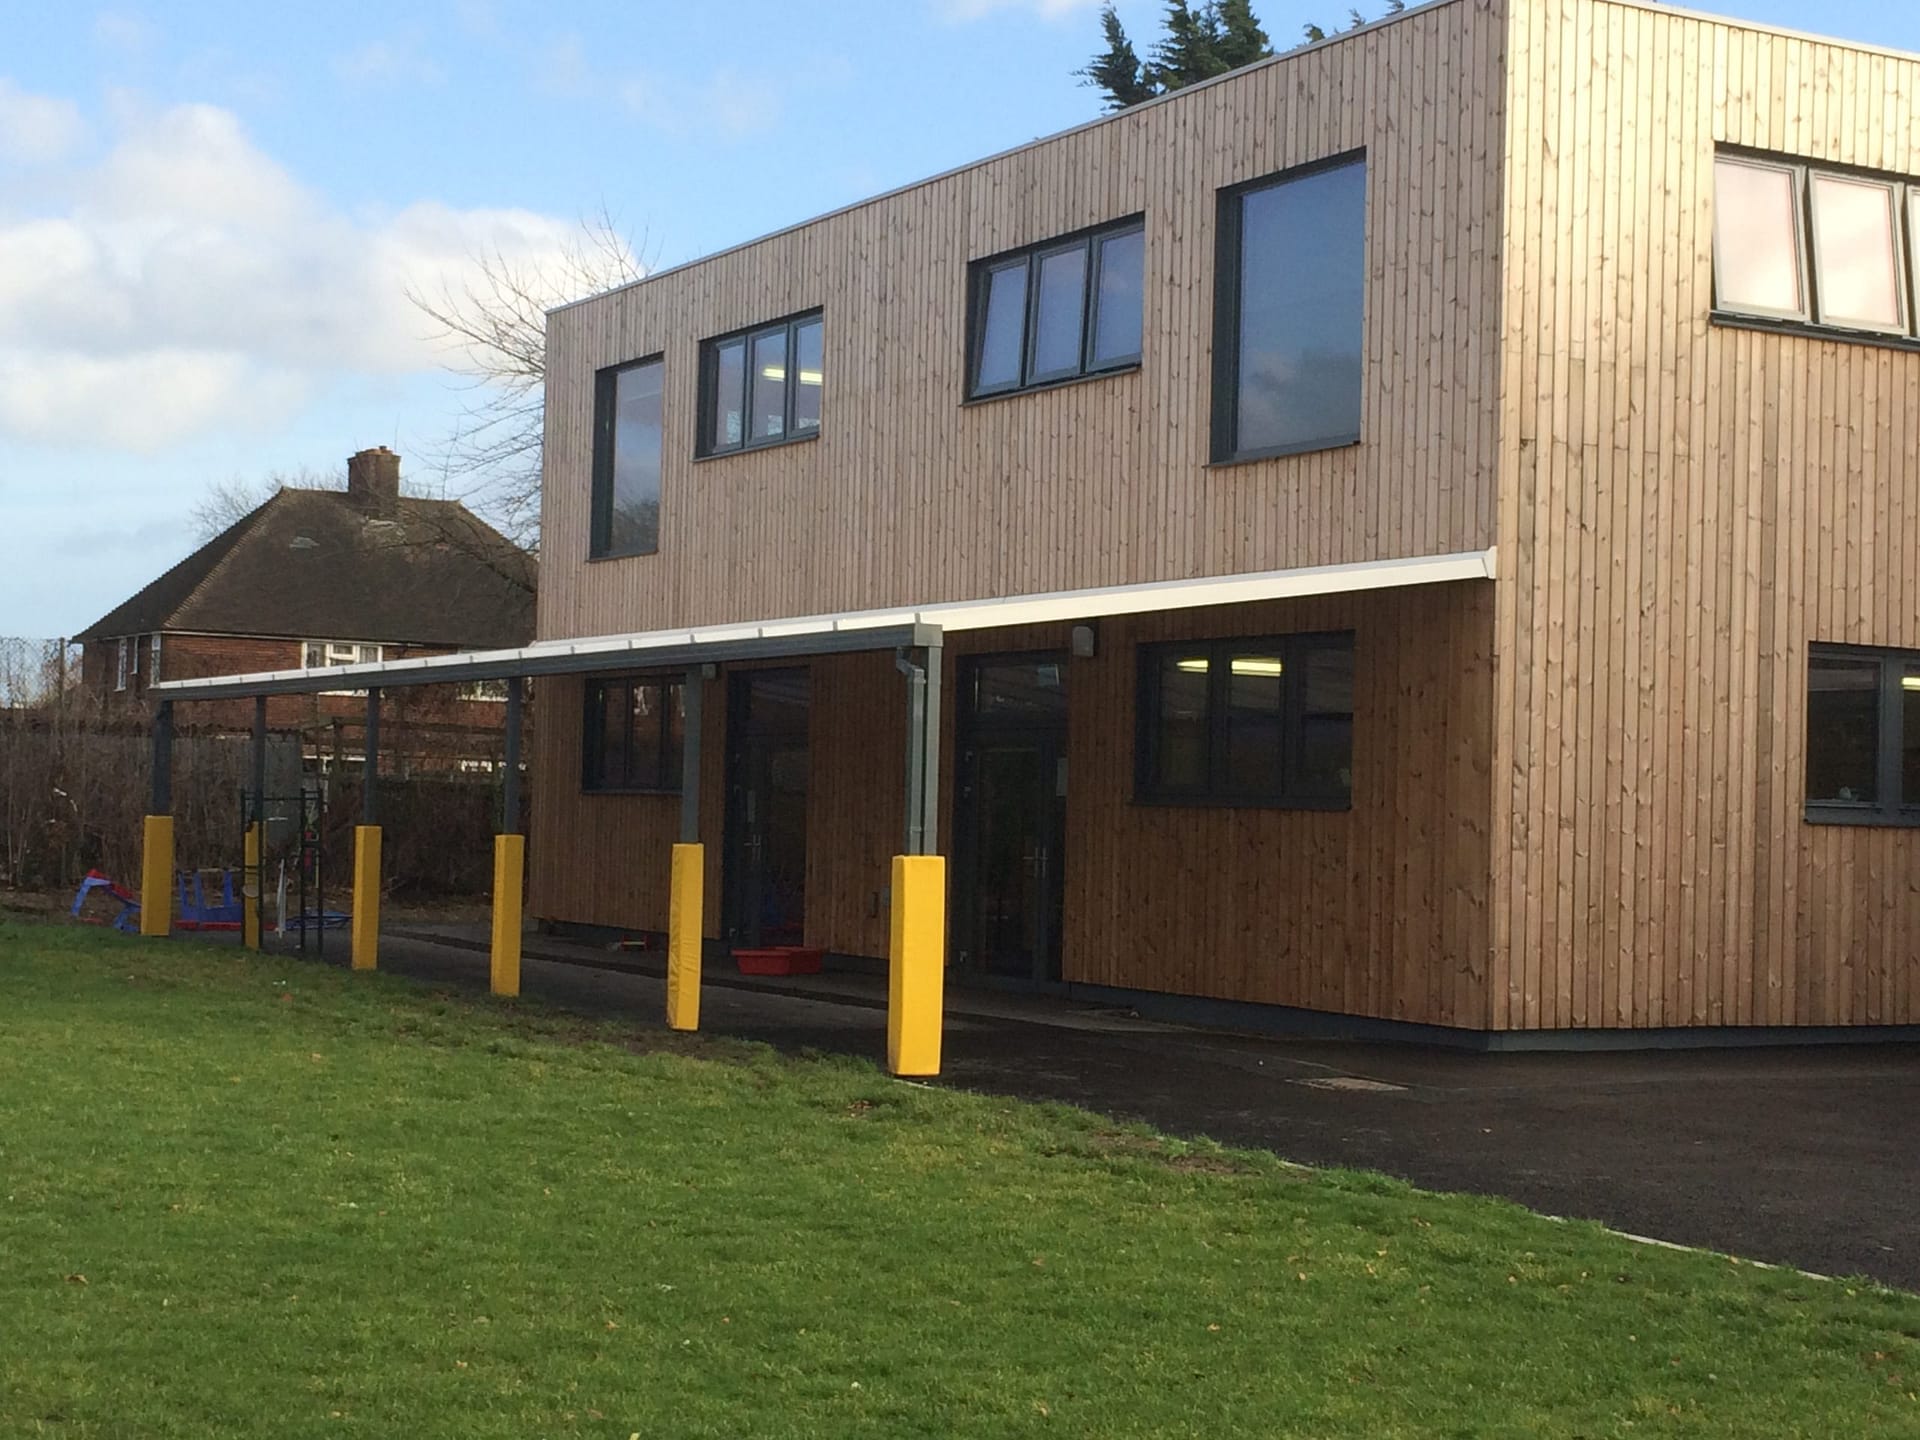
[519,0,1915,1043]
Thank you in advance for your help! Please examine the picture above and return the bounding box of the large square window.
[1213,154,1368,462]
[967,217,1144,398]
[698,313,822,457]
[1136,632,1355,807]
[583,676,685,793]
[590,356,664,559]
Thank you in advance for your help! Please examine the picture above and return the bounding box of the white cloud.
[0,96,629,453]
[618,67,781,139]
[0,80,87,166]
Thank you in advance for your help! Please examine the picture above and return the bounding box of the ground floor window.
[1135,631,1354,807]
[583,676,685,793]
[1806,644,1920,825]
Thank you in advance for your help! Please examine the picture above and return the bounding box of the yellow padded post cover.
[139,815,174,938]
[490,833,525,997]
[668,842,704,1031]
[888,854,947,1077]
[351,825,382,971]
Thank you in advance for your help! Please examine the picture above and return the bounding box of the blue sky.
[1,0,1916,638]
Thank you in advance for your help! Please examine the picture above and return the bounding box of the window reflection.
[1713,158,1805,317]
[1028,245,1089,382]
[1806,657,1879,804]
[1810,174,1902,330]
[1228,157,1367,458]
[591,356,663,558]
[1091,226,1146,366]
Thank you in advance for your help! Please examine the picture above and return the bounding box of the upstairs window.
[1135,631,1354,807]
[1213,154,1368,462]
[698,312,823,456]
[583,675,685,793]
[1806,645,1920,826]
[305,641,382,668]
[967,217,1145,398]
[148,633,161,683]
[115,638,128,692]
[591,355,664,559]
[1713,151,1920,340]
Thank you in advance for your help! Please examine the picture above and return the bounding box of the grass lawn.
[4,924,1920,1438]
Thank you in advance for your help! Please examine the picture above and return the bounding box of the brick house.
[77,448,535,736]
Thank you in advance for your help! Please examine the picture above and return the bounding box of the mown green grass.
[4,921,1920,1438]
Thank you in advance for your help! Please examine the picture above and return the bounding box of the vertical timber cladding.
[534,0,1509,643]
[1493,0,1920,1030]
[526,655,908,955]
[529,585,1494,1027]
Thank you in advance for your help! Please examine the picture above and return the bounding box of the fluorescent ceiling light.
[758,367,823,384]
[1175,657,1284,676]
[1904,675,1920,691]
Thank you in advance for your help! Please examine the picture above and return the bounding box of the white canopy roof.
[149,547,1496,701]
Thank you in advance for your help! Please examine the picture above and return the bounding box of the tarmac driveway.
[353,926,1920,1291]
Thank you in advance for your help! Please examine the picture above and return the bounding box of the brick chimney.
[346,446,401,516]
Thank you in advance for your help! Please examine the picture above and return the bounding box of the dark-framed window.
[967,216,1145,398]
[1806,645,1920,827]
[1713,148,1920,342]
[1135,632,1354,807]
[1211,152,1367,463]
[583,675,685,793]
[697,311,823,457]
[589,355,664,559]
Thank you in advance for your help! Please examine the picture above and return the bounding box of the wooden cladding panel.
[1493,0,1920,1030]
[536,0,1506,642]
[1060,584,1494,1026]
[528,583,1494,1027]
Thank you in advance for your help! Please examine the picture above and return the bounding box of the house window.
[1713,151,1920,339]
[591,355,665,559]
[305,641,383,668]
[1806,645,1920,826]
[459,679,510,702]
[149,634,161,683]
[967,217,1145,398]
[1213,154,1368,462]
[583,676,685,793]
[698,312,823,456]
[115,638,128,692]
[1136,632,1354,807]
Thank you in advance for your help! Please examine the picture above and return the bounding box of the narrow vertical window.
[749,327,788,441]
[1090,225,1146,368]
[709,338,746,453]
[149,633,161,683]
[1712,156,1807,319]
[1214,154,1368,461]
[972,260,1029,394]
[115,638,128,691]
[1809,173,1904,332]
[590,355,664,559]
[698,312,822,455]
[1806,653,1884,808]
[1026,244,1090,385]
[791,315,824,435]
[1904,664,1920,807]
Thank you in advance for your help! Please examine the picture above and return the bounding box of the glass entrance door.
[955,654,1068,984]
[724,668,810,948]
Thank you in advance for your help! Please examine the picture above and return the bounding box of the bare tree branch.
[408,209,653,554]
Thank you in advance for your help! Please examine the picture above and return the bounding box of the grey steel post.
[502,677,524,833]
[901,649,927,854]
[920,638,943,856]
[251,695,267,824]
[150,700,173,814]
[680,667,704,844]
[363,688,380,826]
